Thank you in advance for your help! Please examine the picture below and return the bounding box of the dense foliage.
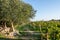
[0,0,35,31]
[16,20,60,40]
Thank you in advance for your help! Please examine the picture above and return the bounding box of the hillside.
[15,20,60,40]
[0,20,60,40]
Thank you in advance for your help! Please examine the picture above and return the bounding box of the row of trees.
[0,0,35,31]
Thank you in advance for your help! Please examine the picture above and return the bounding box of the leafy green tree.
[0,0,35,31]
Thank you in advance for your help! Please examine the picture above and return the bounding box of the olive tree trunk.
[5,22,7,28]
[11,22,15,32]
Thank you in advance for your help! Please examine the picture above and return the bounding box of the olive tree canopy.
[0,0,35,31]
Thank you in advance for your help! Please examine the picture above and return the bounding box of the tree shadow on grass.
[0,38,40,40]
[0,38,23,40]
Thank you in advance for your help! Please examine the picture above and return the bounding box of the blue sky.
[23,0,60,21]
